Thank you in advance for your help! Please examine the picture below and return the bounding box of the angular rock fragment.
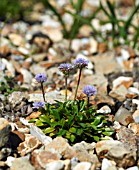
[45,137,76,159]
[116,126,137,158]
[10,157,35,170]
[115,107,134,126]
[45,161,65,170]
[31,149,61,169]
[30,125,52,146]
[73,141,99,165]
[17,134,42,156]
[0,118,11,148]
[73,162,92,170]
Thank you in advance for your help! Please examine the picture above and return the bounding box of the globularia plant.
[58,63,73,101]
[33,101,46,109]
[83,85,97,108]
[74,57,89,100]
[35,73,47,102]
[30,58,114,144]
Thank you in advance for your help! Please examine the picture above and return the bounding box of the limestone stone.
[31,149,61,169]
[132,110,139,123]
[109,85,128,101]
[112,76,133,89]
[73,162,92,170]
[29,90,65,103]
[115,107,134,126]
[101,158,117,170]
[17,134,42,156]
[129,123,139,136]
[116,126,137,156]
[91,52,121,74]
[73,141,99,164]
[95,140,123,157]
[45,137,76,159]
[8,91,29,108]
[107,145,136,168]
[8,33,25,47]
[0,118,11,147]
[10,157,35,170]
[30,124,52,146]
[30,64,46,75]
[45,161,65,170]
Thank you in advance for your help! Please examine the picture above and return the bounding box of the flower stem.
[40,82,46,102]
[87,96,90,109]
[65,76,68,101]
[74,68,82,100]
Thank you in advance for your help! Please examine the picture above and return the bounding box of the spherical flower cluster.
[83,85,97,97]
[33,101,46,109]
[58,63,73,75]
[74,58,89,68]
[35,73,47,83]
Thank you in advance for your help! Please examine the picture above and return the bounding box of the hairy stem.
[87,96,90,109]
[65,76,68,101]
[41,82,46,102]
[74,68,82,100]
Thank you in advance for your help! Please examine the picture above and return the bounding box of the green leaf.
[57,129,66,136]
[28,118,38,123]
[43,127,55,134]
[93,136,100,142]
[78,112,83,121]
[72,104,78,113]
[91,124,97,130]
[79,123,86,128]
[68,115,75,126]
[60,118,66,128]
[52,109,60,120]
[103,131,114,136]
[39,115,50,123]
[69,127,77,134]
[76,128,83,136]
[106,0,116,18]
[123,4,139,31]
[66,131,71,139]
[70,134,76,142]
[36,120,44,126]
[91,117,101,126]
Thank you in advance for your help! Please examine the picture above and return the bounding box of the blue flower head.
[58,63,73,75]
[74,58,89,68]
[83,85,97,97]
[33,101,46,109]
[35,73,47,83]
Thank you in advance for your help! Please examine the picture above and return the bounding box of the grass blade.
[123,4,139,31]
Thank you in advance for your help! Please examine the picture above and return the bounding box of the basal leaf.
[36,120,44,126]
[69,127,77,134]
[70,134,76,142]
[76,128,83,135]
[91,117,101,126]
[57,129,66,136]
[52,109,60,120]
[43,127,55,134]
[93,136,100,142]
[103,131,114,136]
[39,114,50,123]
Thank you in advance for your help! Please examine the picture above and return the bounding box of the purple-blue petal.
[74,58,89,68]
[33,101,46,109]
[58,63,73,74]
[35,73,47,83]
[83,85,97,97]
